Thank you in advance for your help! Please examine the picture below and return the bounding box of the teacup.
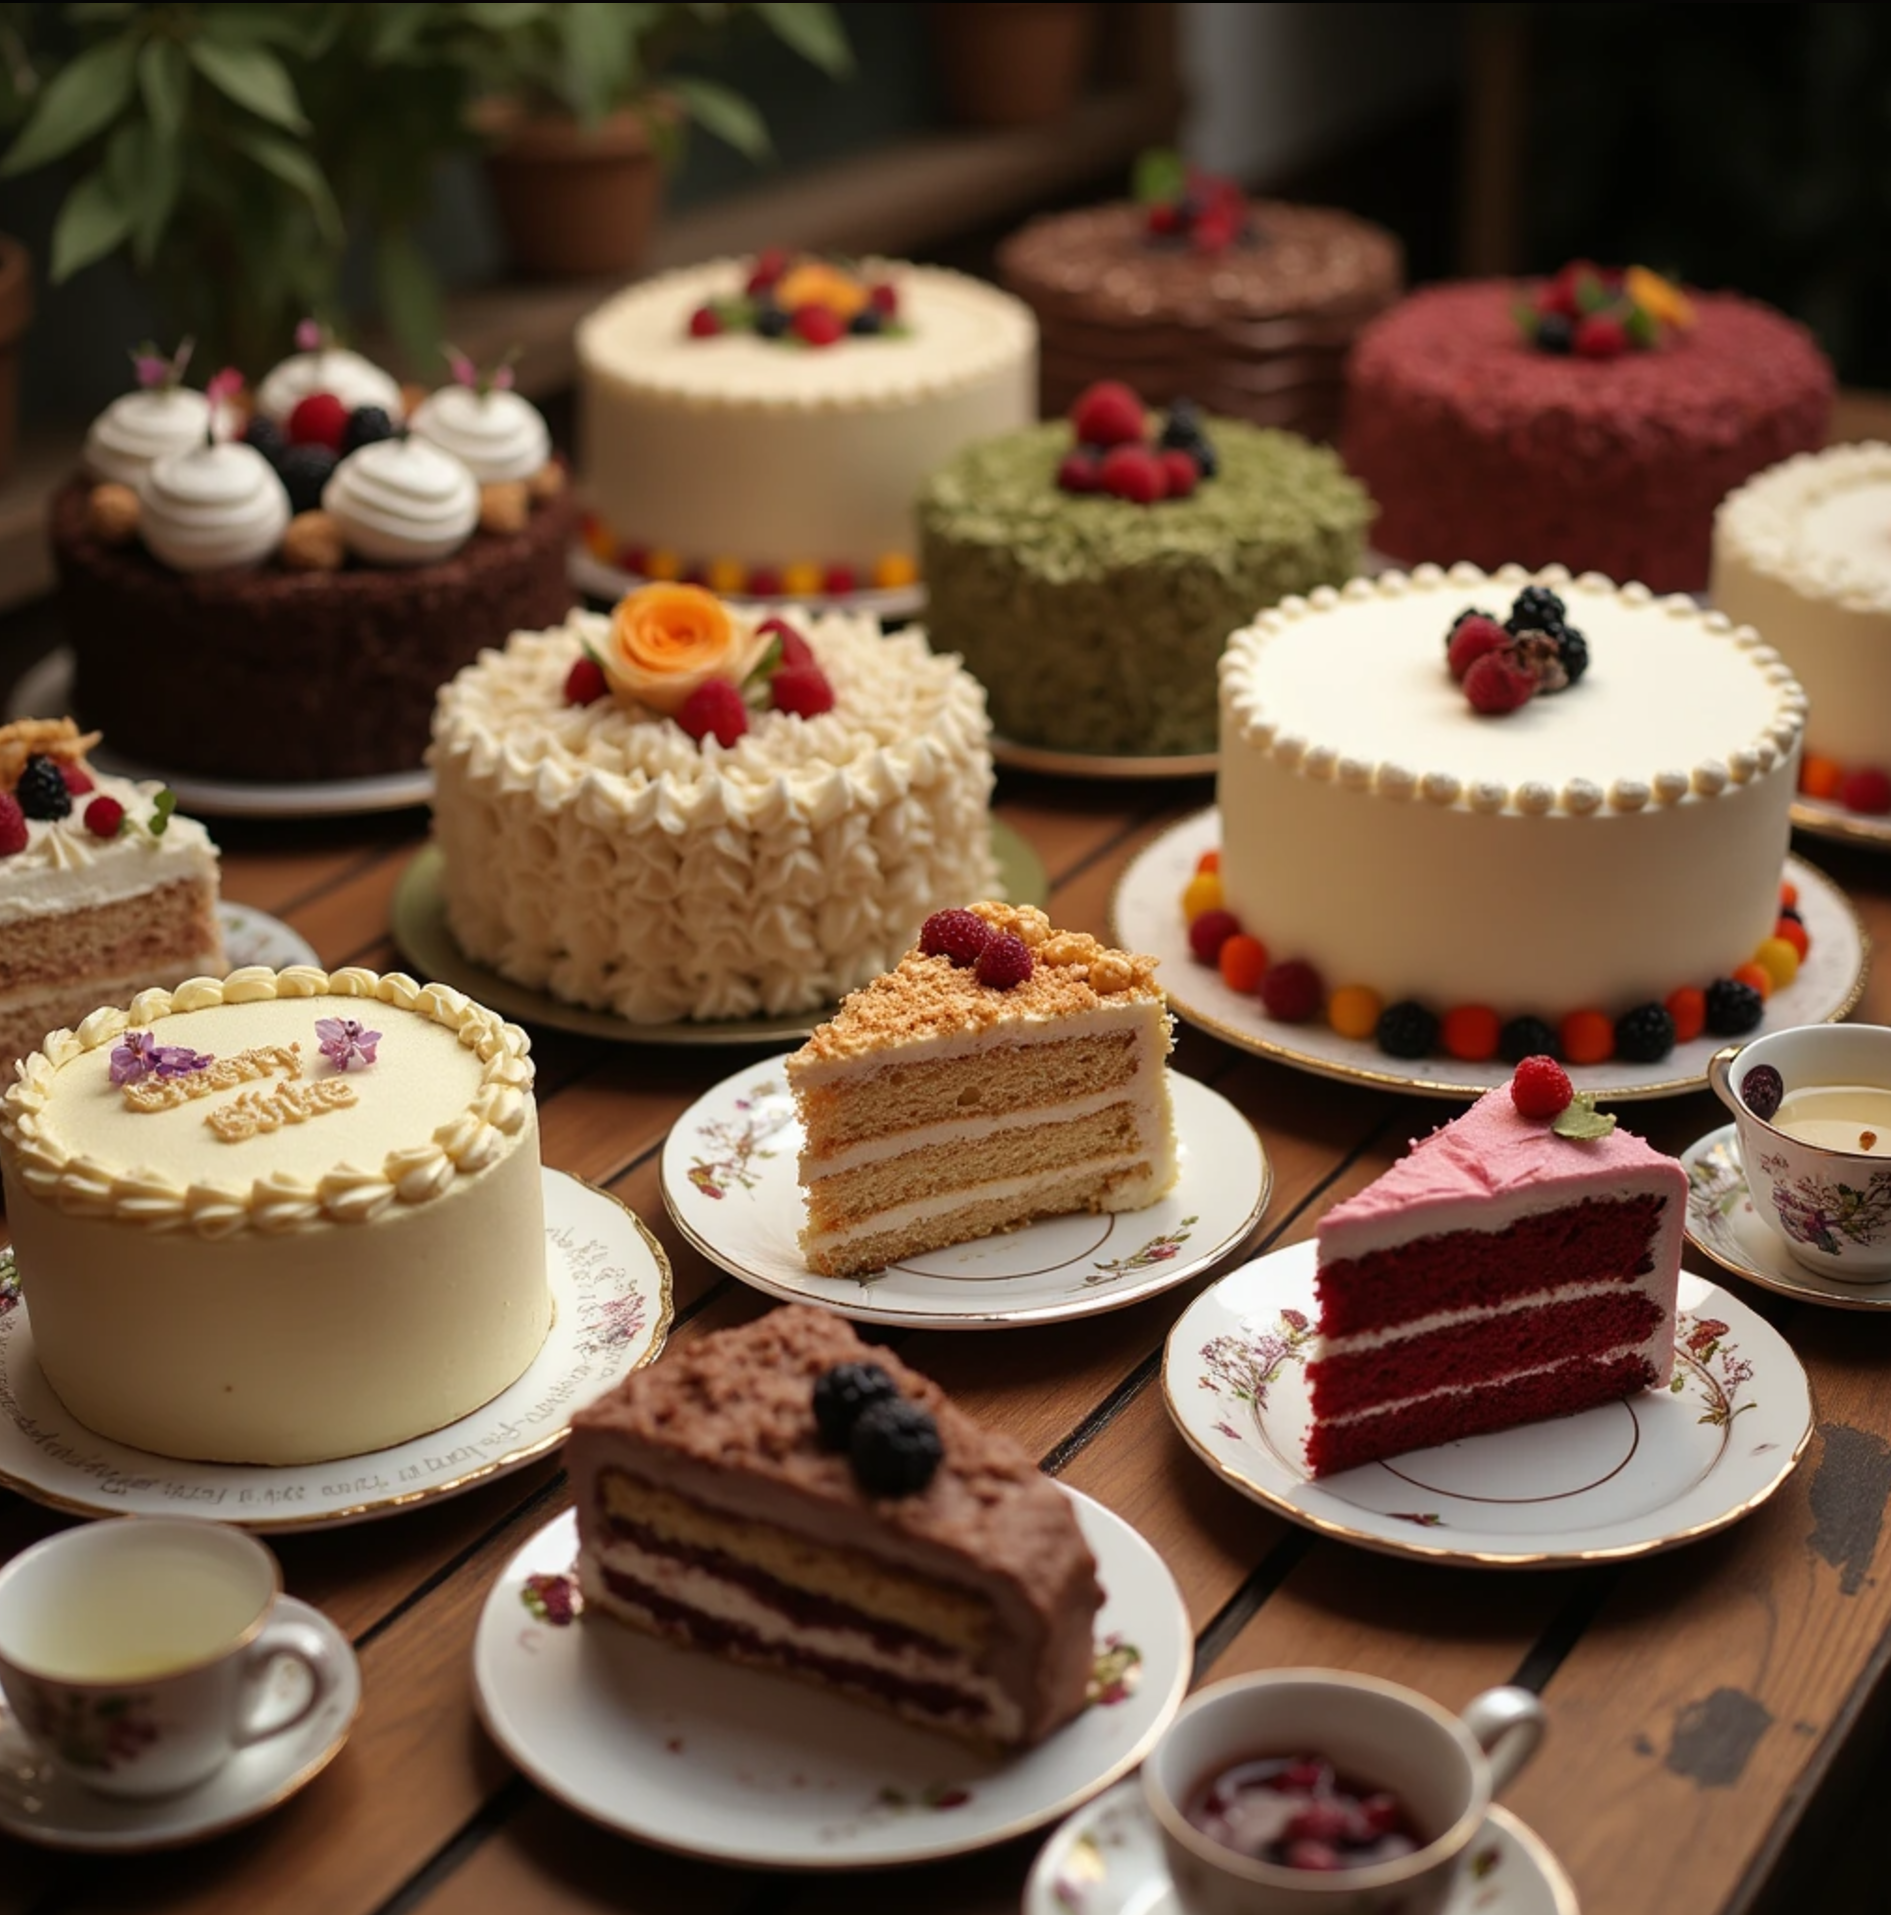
[1142,1669,1544,1914]
[1709,1022,1891,1280]
[0,1517,342,1798]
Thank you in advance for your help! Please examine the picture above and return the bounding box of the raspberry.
[1441,1004,1501,1062]
[1284,1803,1355,1846]
[1840,766,1891,814]
[1447,604,1500,644]
[1376,1000,1438,1059]
[1447,614,1510,682]
[688,305,723,338]
[849,1397,943,1497]
[0,792,26,857]
[1773,916,1810,960]
[1191,207,1240,254]
[1099,444,1167,505]
[757,616,814,670]
[1574,314,1628,359]
[57,760,94,795]
[1259,959,1323,1023]
[1158,449,1199,498]
[1741,1065,1784,1123]
[1188,908,1241,965]
[1665,986,1707,1044]
[748,247,788,289]
[1511,1055,1573,1119]
[83,794,125,838]
[286,390,348,450]
[1560,1009,1615,1066]
[1217,933,1268,993]
[676,678,749,747]
[771,663,836,718]
[868,282,898,316]
[1705,978,1765,1036]
[974,932,1034,990]
[1146,200,1182,237]
[822,564,856,595]
[919,908,992,967]
[1282,1841,1344,1873]
[812,1362,898,1449]
[14,756,70,821]
[792,304,845,347]
[1500,1015,1561,1065]
[1057,450,1102,494]
[1463,648,1536,715]
[564,657,608,705]
[1614,1002,1676,1064]
[748,567,783,597]
[1070,379,1146,449]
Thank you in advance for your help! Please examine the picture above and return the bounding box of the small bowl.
[1710,1023,1891,1281]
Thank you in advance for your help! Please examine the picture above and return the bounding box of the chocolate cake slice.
[566,1305,1103,1748]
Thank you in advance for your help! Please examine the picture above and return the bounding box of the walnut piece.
[281,510,346,573]
[527,460,566,503]
[87,483,140,545]
[1088,953,1134,994]
[480,480,529,535]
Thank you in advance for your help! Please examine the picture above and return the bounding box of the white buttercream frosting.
[83,388,212,489]
[324,438,479,566]
[410,385,550,484]
[137,443,290,573]
[254,347,402,425]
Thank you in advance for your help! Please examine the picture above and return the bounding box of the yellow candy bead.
[1753,935,1800,990]
[1327,984,1383,1041]
[1180,871,1223,923]
[873,552,918,589]
[706,556,747,596]
[582,517,615,561]
[643,547,683,582]
[781,561,824,597]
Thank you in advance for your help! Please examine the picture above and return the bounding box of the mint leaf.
[741,634,784,707]
[1623,304,1658,349]
[1575,269,1611,315]
[1553,1091,1618,1140]
[1132,147,1187,206]
[149,788,177,837]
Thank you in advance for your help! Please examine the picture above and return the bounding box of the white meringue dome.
[323,438,479,567]
[254,347,402,426]
[84,388,213,490]
[409,385,550,485]
[138,443,291,573]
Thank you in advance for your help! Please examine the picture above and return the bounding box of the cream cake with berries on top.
[788,902,1177,1280]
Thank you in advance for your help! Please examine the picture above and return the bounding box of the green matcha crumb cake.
[917,380,1372,758]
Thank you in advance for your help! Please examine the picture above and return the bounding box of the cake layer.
[0,879,219,994]
[0,958,227,1089]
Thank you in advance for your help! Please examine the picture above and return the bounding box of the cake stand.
[989,734,1218,781]
[569,547,926,623]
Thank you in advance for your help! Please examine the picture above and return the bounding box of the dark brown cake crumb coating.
[52,479,575,784]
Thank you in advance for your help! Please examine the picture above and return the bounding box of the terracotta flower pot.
[0,236,32,486]
[928,3,1097,128]
[480,103,666,280]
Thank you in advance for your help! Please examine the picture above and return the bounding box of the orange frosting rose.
[601,584,766,716]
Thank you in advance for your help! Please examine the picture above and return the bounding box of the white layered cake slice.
[785,902,1177,1280]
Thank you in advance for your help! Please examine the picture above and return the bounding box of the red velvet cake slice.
[566,1305,1103,1748]
[1305,1070,1685,1477]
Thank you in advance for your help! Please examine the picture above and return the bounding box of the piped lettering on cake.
[204,1075,357,1142]
[120,1043,300,1111]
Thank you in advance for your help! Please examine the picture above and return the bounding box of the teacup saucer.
[1683,1123,1891,1311]
[1024,1779,1578,1915]
[0,1597,360,1852]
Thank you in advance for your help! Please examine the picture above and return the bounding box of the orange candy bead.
[1779,880,1799,909]
[1753,936,1800,989]
[1218,933,1269,993]
[1196,849,1221,875]
[1800,755,1844,800]
[1560,1009,1615,1066]
[1665,986,1707,1044]
[1181,872,1224,923]
[1774,916,1810,959]
[1327,984,1383,1041]
[1441,1005,1501,1062]
[1732,961,1772,1000]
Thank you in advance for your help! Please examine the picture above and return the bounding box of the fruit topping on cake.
[1516,262,1695,358]
[1134,148,1255,255]
[1057,381,1219,503]
[1447,583,1588,713]
[686,253,909,347]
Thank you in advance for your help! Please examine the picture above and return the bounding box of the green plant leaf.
[752,4,854,77]
[137,37,189,144]
[364,4,439,63]
[1552,1092,1618,1140]
[0,35,138,177]
[561,3,637,125]
[50,167,132,281]
[102,119,178,266]
[186,39,308,132]
[235,127,343,245]
[463,3,553,27]
[375,226,444,374]
[1132,147,1187,205]
[666,74,769,161]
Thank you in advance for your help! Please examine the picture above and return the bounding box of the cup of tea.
[1709,1022,1891,1280]
[0,1517,344,1798]
[1142,1668,1544,1914]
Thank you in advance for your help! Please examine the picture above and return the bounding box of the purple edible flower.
[316,1017,380,1071]
[129,337,194,393]
[109,1033,213,1085]
[295,317,326,353]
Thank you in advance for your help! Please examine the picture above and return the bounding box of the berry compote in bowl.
[1141,1669,1543,1914]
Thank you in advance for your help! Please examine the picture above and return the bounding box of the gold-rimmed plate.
[569,547,926,623]
[1163,1242,1812,1568]
[0,1169,670,1532]
[1792,792,1891,851]
[1111,808,1872,1101]
[990,734,1218,781]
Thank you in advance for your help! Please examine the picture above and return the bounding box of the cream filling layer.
[1314,1338,1662,1431]
[1312,1273,1671,1359]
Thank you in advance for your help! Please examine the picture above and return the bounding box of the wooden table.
[2,760,1890,1914]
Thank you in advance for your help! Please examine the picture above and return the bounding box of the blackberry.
[242,415,285,464]
[1499,1015,1561,1065]
[1159,401,1217,478]
[278,443,336,516]
[14,754,71,821]
[1613,1002,1676,1064]
[342,404,397,456]
[1704,977,1765,1037]
[850,1398,943,1497]
[1376,999,1439,1060]
[754,301,790,339]
[1505,585,1567,635]
[1555,625,1590,686]
[848,306,883,335]
[812,1362,899,1450]
[1535,312,1574,354]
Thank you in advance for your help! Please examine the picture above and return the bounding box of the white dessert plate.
[1683,1122,1891,1311]
[473,1490,1189,1870]
[1023,1779,1578,1915]
[1791,792,1891,851]
[219,902,319,973]
[658,1059,1269,1329]
[389,825,1049,1049]
[6,648,433,819]
[990,735,1218,782]
[0,1169,671,1531]
[0,1598,360,1853]
[1111,808,1871,1101]
[569,546,926,623]
[1163,1241,1811,1567]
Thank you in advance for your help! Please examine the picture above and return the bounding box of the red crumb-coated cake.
[1343,280,1832,593]
[1305,1082,1686,1477]
[566,1304,1103,1748]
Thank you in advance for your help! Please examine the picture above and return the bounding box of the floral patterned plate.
[1683,1122,1891,1310]
[0,1598,360,1853]
[1163,1242,1812,1567]
[220,902,318,973]
[1023,1779,1578,1915]
[1111,809,1871,1101]
[658,1059,1269,1328]
[472,1490,1189,1869]
[0,1169,671,1531]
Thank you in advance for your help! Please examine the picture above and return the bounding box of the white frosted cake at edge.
[1217,564,1806,1020]
[1712,443,1891,795]
[0,967,549,1465]
[576,259,1037,586]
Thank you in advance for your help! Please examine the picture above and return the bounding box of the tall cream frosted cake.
[430,585,998,1024]
[575,255,1036,593]
[1712,444,1891,820]
[0,967,549,1465]
[1209,565,1806,1068]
